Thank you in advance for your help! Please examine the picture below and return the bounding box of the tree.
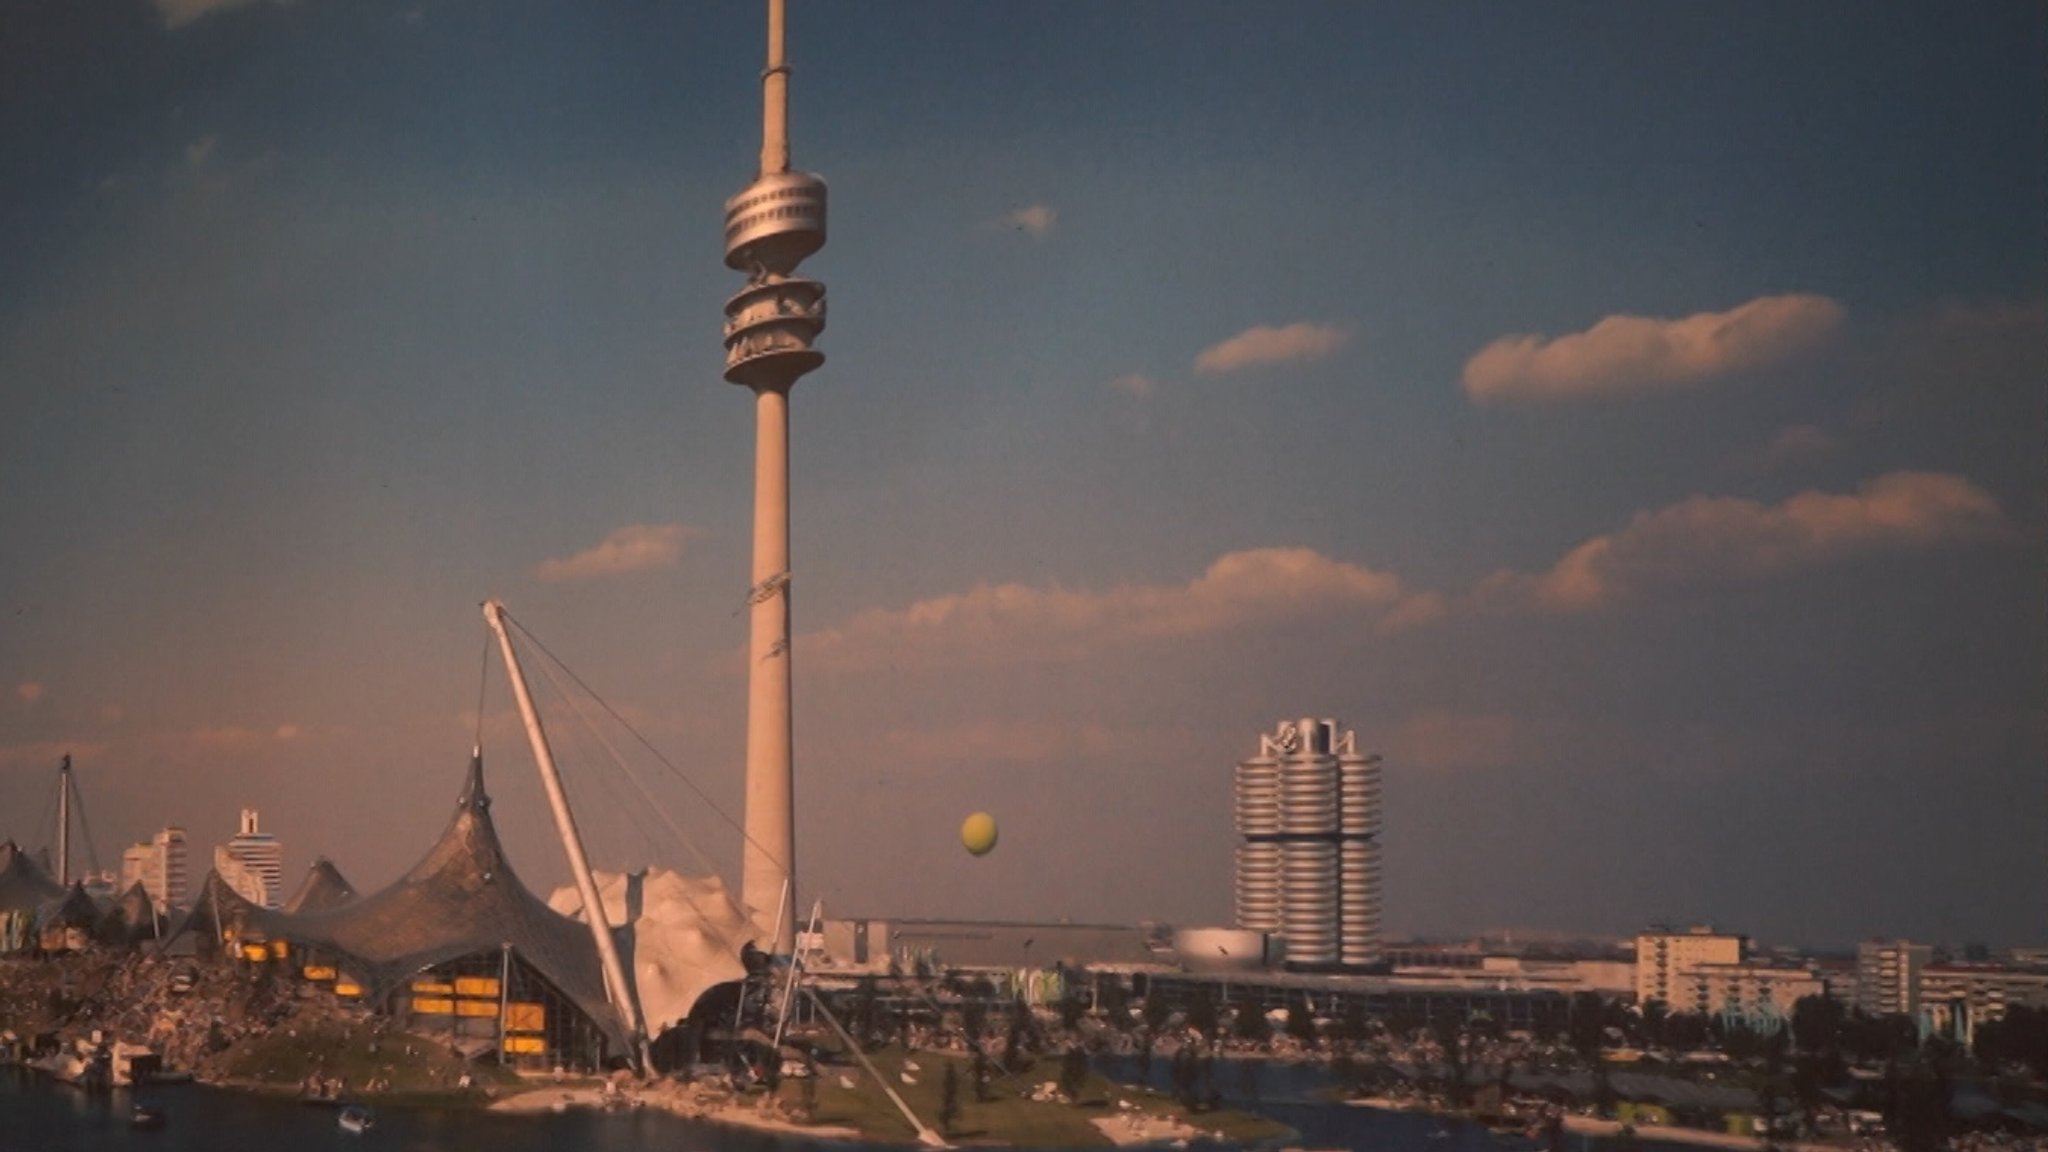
[1058,1046,1089,1103]
[1232,1005,1271,1046]
[1098,978,1131,1030]
[1142,993,1171,1034]
[1567,992,1608,1061]
[1058,991,1086,1032]
[1883,1053,1953,1152]
[970,1047,992,1104]
[939,1062,962,1137]
[1790,994,1846,1057]
[961,996,988,1048]
[1976,1004,2048,1080]
[1430,1013,1471,1108]
[1186,988,1219,1045]
[1170,1047,1200,1111]
[1286,1000,1319,1048]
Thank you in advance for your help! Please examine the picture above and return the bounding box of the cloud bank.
[805,547,1441,670]
[1194,322,1349,374]
[1462,294,1845,403]
[535,523,699,583]
[1484,471,2008,611]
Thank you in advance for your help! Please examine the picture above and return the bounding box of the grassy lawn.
[221,1021,523,1098]
[780,1045,1292,1147]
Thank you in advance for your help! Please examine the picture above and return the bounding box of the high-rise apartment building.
[120,826,188,914]
[1233,717,1382,969]
[215,809,284,910]
[1634,926,1746,1010]
[1857,938,1933,1017]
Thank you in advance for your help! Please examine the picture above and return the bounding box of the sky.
[2,0,2043,951]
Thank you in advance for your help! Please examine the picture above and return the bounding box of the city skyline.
[2,1,2042,947]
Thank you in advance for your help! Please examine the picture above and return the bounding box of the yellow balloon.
[961,811,999,856]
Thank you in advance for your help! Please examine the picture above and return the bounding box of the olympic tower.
[723,0,826,955]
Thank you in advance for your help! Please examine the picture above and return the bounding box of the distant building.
[1233,717,1383,969]
[1634,926,1746,1011]
[215,809,284,910]
[121,827,188,914]
[1689,962,1825,1024]
[1856,938,1933,1017]
[1919,963,2048,1043]
[820,917,1163,974]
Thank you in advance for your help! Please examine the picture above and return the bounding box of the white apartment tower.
[1233,718,1383,969]
[1857,938,1933,1017]
[215,809,285,910]
[120,826,188,915]
[1634,926,1746,1011]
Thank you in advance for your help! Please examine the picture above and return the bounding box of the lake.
[0,1062,1656,1152]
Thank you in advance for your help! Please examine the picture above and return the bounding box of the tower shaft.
[742,385,795,952]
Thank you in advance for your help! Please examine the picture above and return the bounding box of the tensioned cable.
[518,660,665,866]
[519,653,753,962]
[521,649,720,877]
[494,614,760,960]
[69,769,102,876]
[475,631,493,750]
[499,608,787,875]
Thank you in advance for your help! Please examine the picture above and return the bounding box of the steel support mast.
[482,599,654,1073]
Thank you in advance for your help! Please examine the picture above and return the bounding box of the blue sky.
[2,0,2043,948]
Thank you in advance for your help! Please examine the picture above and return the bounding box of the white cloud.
[153,0,275,28]
[1194,322,1350,374]
[1461,293,1845,404]
[1482,471,2009,612]
[535,523,700,583]
[805,547,1441,671]
[16,682,44,705]
[995,204,1056,238]
[1107,373,1157,399]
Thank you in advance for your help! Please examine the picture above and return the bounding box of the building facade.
[1920,963,2048,1043]
[120,827,188,914]
[1688,962,1825,1024]
[1634,926,1745,1011]
[1233,718,1382,969]
[1856,939,1933,1017]
[215,808,284,910]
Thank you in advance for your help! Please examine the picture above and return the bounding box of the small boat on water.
[130,1099,167,1130]
[338,1104,376,1134]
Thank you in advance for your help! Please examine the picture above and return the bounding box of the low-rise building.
[1920,963,2048,1043]
[1635,926,1746,1012]
[1688,962,1825,1024]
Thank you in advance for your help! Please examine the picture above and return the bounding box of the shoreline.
[1346,1097,1840,1152]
